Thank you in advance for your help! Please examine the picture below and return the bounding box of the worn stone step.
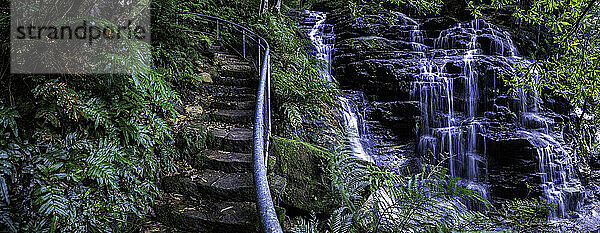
[217,60,251,68]
[210,100,255,110]
[162,169,287,201]
[222,64,253,71]
[219,71,252,79]
[209,45,224,54]
[209,109,253,124]
[214,76,256,88]
[213,92,257,102]
[207,126,253,153]
[215,55,251,64]
[215,53,244,59]
[219,69,253,79]
[162,170,254,202]
[143,220,187,233]
[155,194,258,233]
[202,84,254,95]
[195,150,253,173]
[219,59,252,65]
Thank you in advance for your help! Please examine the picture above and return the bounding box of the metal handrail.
[181,13,281,233]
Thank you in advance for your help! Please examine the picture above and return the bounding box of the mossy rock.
[271,136,336,214]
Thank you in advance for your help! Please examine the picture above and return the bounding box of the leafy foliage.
[497,198,554,232]
[319,0,444,16]
[387,0,444,14]
[469,0,600,155]
[0,0,212,231]
[290,147,583,232]
[289,148,500,233]
[254,14,340,135]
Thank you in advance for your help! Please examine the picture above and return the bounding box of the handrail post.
[243,34,246,59]
[258,44,262,74]
[216,20,220,40]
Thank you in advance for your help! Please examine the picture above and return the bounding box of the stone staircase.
[149,45,284,233]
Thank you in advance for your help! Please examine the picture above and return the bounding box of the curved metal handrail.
[181,13,282,233]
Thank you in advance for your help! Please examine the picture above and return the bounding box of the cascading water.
[404,15,582,216]
[521,130,584,218]
[305,11,335,83]
[301,9,584,219]
[301,10,372,162]
[516,65,584,218]
[403,16,491,208]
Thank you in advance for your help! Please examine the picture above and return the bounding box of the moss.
[194,151,209,168]
[271,136,336,214]
[275,206,287,228]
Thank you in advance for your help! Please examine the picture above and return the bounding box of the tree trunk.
[299,0,304,8]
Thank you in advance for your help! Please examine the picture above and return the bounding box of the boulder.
[271,136,337,214]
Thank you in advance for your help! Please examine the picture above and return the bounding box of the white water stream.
[302,10,372,162]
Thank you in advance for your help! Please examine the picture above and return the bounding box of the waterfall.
[305,11,335,83]
[399,14,582,216]
[516,61,583,219]
[300,9,583,218]
[407,16,490,201]
[301,10,372,162]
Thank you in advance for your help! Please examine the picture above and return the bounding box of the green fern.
[0,106,19,137]
[292,213,321,233]
[328,207,352,233]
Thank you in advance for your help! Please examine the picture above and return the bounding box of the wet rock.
[336,58,416,99]
[483,128,543,202]
[421,17,459,37]
[316,5,582,219]
[369,101,420,139]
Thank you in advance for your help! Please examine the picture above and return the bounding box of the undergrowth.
[0,0,211,231]
[290,148,589,232]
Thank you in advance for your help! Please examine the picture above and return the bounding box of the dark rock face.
[484,126,542,201]
[317,6,584,217]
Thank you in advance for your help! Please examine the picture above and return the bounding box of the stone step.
[207,126,253,153]
[210,100,255,110]
[195,150,253,173]
[215,55,252,64]
[162,169,287,201]
[143,221,186,233]
[214,76,256,88]
[216,58,252,66]
[213,92,257,102]
[162,170,254,202]
[209,109,254,124]
[218,58,252,65]
[209,45,224,53]
[215,53,244,59]
[155,194,258,233]
[219,69,253,79]
[201,84,254,95]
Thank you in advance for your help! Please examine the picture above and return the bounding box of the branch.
[560,0,598,45]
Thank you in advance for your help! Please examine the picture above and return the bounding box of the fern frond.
[0,106,19,137]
